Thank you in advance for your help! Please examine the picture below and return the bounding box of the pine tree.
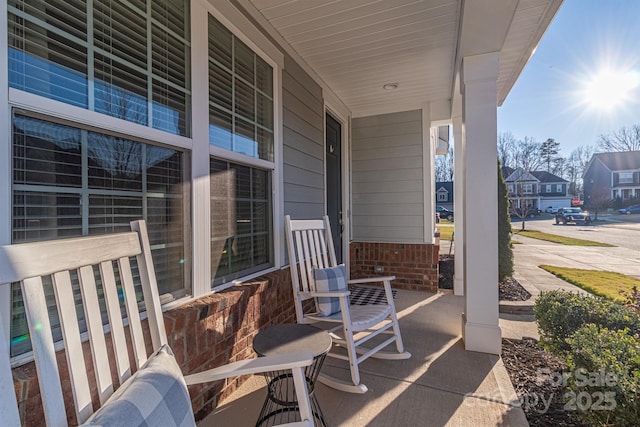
[498,159,514,281]
[540,138,560,172]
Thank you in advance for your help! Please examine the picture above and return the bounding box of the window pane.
[94,54,148,124]
[94,0,147,69]
[13,191,82,242]
[210,159,272,287]
[8,17,88,108]
[209,107,232,150]
[152,80,189,136]
[209,63,232,111]
[13,115,82,187]
[87,133,143,191]
[8,0,191,136]
[256,56,273,97]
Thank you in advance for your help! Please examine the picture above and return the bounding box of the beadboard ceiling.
[245,0,562,118]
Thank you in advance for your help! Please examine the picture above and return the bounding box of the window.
[437,192,447,202]
[523,183,533,194]
[8,0,191,136]
[208,15,273,160]
[11,112,189,356]
[210,159,272,286]
[619,172,633,184]
[545,184,551,193]
[208,15,276,287]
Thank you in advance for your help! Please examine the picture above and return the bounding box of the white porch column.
[452,115,465,296]
[461,52,501,355]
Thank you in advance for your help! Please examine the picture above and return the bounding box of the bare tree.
[586,186,612,220]
[498,132,516,168]
[513,137,544,172]
[435,145,454,182]
[598,124,640,152]
[565,145,595,196]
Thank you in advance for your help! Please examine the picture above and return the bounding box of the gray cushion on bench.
[81,345,195,427]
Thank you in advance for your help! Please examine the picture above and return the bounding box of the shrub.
[620,286,640,314]
[566,325,640,426]
[497,160,513,282]
[534,290,640,354]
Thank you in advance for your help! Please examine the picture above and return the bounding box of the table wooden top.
[253,324,332,358]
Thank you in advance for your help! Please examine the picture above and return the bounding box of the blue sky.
[498,0,640,154]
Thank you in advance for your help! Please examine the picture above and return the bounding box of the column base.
[453,276,464,296]
[461,313,502,354]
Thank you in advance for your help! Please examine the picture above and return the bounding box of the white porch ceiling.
[244,0,562,118]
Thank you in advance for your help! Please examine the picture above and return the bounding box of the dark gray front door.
[326,113,343,263]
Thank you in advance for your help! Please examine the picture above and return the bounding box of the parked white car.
[544,205,562,214]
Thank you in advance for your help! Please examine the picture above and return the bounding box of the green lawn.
[540,265,639,302]
[436,224,454,241]
[513,229,614,247]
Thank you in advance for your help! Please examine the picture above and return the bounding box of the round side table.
[253,324,332,427]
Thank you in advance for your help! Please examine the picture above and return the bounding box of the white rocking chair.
[284,215,410,394]
[0,220,314,427]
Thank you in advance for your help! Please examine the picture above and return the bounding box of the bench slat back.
[0,220,166,426]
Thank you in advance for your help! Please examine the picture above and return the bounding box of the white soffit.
[246,0,562,117]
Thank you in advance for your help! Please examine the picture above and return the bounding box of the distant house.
[583,151,640,206]
[504,168,570,212]
[435,181,454,210]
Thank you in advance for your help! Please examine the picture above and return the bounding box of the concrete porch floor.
[199,290,527,427]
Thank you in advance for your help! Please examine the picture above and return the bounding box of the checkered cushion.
[81,345,195,427]
[313,264,348,316]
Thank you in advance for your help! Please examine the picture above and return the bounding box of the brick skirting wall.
[349,242,439,292]
[12,268,297,426]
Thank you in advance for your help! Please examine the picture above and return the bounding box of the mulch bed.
[502,339,588,427]
[438,254,454,289]
[438,255,531,302]
[499,277,531,301]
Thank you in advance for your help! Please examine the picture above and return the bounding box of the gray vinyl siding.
[282,55,325,219]
[352,110,424,242]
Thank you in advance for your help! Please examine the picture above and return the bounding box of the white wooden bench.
[0,220,314,426]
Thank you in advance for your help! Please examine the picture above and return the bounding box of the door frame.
[324,102,350,271]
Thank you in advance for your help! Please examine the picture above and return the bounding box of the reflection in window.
[11,113,189,355]
[210,158,272,286]
[8,0,191,136]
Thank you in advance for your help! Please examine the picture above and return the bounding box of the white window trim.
[9,90,193,150]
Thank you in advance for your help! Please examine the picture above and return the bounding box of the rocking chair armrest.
[306,290,351,298]
[348,276,395,285]
[183,351,314,385]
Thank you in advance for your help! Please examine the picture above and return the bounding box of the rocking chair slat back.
[0,222,163,426]
[286,218,336,293]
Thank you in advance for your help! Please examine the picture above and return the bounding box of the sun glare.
[584,70,639,109]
